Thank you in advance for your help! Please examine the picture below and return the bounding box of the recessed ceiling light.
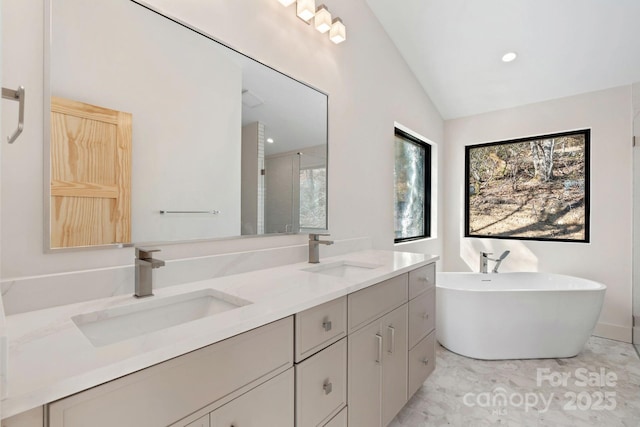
[267,138,274,144]
[502,52,517,63]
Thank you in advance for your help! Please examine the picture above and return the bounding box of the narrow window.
[394,128,432,243]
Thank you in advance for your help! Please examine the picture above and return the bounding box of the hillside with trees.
[467,133,587,240]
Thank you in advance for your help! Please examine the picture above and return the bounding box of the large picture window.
[465,129,590,242]
[394,128,432,243]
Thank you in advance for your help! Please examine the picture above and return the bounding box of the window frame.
[394,127,432,244]
[299,165,327,230]
[464,129,591,243]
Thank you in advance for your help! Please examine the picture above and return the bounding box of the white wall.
[1,0,443,279]
[52,0,242,244]
[444,86,634,342]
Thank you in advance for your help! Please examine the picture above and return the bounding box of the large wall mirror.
[45,0,328,250]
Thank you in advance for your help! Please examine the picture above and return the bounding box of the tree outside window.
[300,167,327,229]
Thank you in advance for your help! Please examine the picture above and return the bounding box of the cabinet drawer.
[296,339,347,427]
[348,274,408,333]
[409,263,436,299]
[408,287,435,349]
[295,296,347,362]
[1,407,44,427]
[209,368,294,427]
[408,330,436,397]
[323,406,347,427]
[48,317,293,427]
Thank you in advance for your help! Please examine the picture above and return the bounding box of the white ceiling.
[366,0,640,119]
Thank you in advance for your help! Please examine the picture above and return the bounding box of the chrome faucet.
[479,250,511,273]
[308,233,334,263]
[134,248,165,298]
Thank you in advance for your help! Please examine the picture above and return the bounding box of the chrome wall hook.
[2,85,25,144]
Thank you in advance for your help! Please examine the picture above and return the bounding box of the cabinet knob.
[423,313,429,320]
[323,380,333,395]
[322,319,332,332]
[422,358,429,366]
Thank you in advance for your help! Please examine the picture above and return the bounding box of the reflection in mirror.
[47,0,328,249]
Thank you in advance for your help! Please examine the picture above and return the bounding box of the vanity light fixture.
[276,0,346,44]
[297,0,316,22]
[315,5,332,33]
[329,18,346,44]
[502,52,517,62]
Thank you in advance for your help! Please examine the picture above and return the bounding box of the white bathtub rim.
[437,272,606,292]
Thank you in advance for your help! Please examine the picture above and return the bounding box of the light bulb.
[297,0,316,22]
[329,18,346,44]
[315,6,332,33]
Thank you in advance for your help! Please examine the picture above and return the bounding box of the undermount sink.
[303,260,382,277]
[72,289,252,347]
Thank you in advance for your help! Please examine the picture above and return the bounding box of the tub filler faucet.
[480,250,511,274]
[135,248,165,297]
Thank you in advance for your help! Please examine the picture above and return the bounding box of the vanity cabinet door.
[209,368,294,427]
[348,303,410,427]
[381,304,408,427]
[348,319,382,427]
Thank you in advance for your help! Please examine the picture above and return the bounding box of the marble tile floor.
[391,337,640,427]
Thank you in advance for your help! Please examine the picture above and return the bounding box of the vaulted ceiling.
[367,0,640,119]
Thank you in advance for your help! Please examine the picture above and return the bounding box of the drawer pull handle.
[322,319,332,332]
[418,276,428,282]
[375,333,382,364]
[323,380,333,395]
[388,325,396,354]
[422,358,429,366]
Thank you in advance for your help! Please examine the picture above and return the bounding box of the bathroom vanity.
[0,251,437,427]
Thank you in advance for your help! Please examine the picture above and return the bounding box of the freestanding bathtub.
[436,272,606,360]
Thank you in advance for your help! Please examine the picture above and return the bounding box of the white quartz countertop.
[2,250,438,418]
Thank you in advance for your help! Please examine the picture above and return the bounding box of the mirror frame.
[43,0,329,252]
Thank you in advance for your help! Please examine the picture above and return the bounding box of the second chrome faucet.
[308,233,334,263]
[135,248,165,298]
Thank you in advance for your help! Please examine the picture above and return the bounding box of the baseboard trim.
[593,322,632,343]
